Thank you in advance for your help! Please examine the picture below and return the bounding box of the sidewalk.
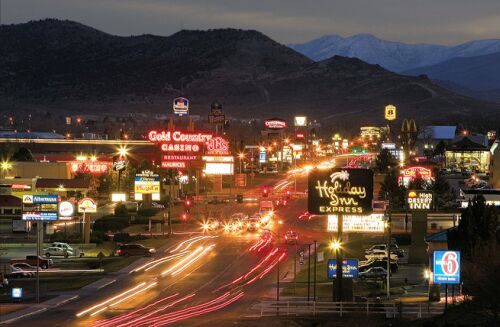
[0,238,177,325]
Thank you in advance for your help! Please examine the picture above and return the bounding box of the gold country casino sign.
[308,168,373,215]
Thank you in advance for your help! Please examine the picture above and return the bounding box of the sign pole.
[445,284,448,310]
[36,221,41,304]
[307,243,311,301]
[313,240,317,301]
[387,205,391,299]
[336,214,343,301]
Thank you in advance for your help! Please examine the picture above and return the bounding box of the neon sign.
[308,168,373,214]
[163,155,197,161]
[68,161,112,174]
[407,190,434,211]
[161,161,186,168]
[206,137,230,155]
[264,119,287,130]
[402,166,432,178]
[173,97,189,116]
[161,143,200,152]
[148,130,212,143]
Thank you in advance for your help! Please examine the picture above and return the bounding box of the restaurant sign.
[308,168,373,215]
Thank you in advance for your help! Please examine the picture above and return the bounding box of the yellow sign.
[385,104,396,121]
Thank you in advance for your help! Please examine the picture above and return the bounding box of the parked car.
[359,259,398,273]
[359,267,388,279]
[10,256,53,269]
[284,230,299,244]
[115,244,156,257]
[365,244,404,258]
[44,246,73,258]
[6,265,34,278]
[365,249,398,261]
[11,263,38,274]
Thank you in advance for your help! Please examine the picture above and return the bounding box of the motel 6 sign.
[433,251,460,285]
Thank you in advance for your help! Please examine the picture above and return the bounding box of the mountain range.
[289,34,500,100]
[0,19,499,129]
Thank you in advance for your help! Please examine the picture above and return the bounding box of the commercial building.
[445,137,491,173]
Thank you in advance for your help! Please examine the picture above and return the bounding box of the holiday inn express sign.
[308,168,373,214]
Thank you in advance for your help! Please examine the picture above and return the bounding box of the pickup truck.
[10,255,53,269]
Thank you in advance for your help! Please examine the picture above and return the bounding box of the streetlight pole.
[307,243,311,301]
[336,214,343,302]
[313,240,317,301]
[386,204,392,299]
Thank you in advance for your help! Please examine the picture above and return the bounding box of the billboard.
[22,195,59,221]
[384,104,396,121]
[327,214,385,233]
[294,116,307,127]
[78,198,97,213]
[308,168,373,215]
[58,201,74,217]
[433,251,460,284]
[173,97,189,116]
[407,190,434,211]
[134,171,160,194]
[327,259,359,278]
[264,119,287,130]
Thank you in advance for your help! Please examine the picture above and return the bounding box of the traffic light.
[262,188,268,197]
[181,212,189,221]
[285,190,291,200]
[185,199,192,207]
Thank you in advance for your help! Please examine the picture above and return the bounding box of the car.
[11,263,38,274]
[115,244,156,257]
[365,249,398,261]
[359,267,388,279]
[6,265,34,278]
[365,244,404,258]
[359,259,398,273]
[202,218,221,232]
[246,216,260,232]
[10,256,53,269]
[44,246,73,258]
[284,231,298,244]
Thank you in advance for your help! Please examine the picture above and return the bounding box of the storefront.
[445,137,490,173]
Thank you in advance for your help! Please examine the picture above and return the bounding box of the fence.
[258,300,444,319]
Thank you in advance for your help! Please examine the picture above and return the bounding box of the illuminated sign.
[204,162,234,175]
[308,168,373,215]
[22,195,59,221]
[400,166,433,186]
[12,288,22,299]
[259,148,266,163]
[134,171,160,194]
[433,251,460,284]
[113,160,127,171]
[294,116,307,127]
[202,156,234,162]
[206,137,230,155]
[58,201,74,217]
[11,184,31,190]
[327,259,359,278]
[173,97,189,116]
[327,214,384,233]
[407,190,433,211]
[161,143,200,152]
[111,193,126,202]
[385,104,396,121]
[235,173,246,187]
[161,161,186,168]
[264,119,287,130]
[78,198,97,213]
[69,161,112,174]
[148,130,212,143]
[296,132,305,139]
[163,155,197,161]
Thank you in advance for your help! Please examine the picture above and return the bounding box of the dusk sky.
[2,0,500,44]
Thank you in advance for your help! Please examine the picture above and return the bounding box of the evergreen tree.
[375,148,397,173]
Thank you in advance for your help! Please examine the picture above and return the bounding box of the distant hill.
[404,52,500,93]
[288,34,500,73]
[1,19,499,128]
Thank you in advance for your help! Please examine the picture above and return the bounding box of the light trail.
[89,282,158,317]
[130,251,190,273]
[169,236,205,253]
[150,292,244,327]
[161,246,205,276]
[76,282,147,317]
[170,244,215,277]
[92,293,180,327]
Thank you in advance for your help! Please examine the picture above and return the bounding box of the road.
[4,173,312,327]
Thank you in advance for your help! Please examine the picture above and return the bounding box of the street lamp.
[1,160,12,178]
[238,153,245,173]
[118,146,128,158]
[329,238,342,302]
